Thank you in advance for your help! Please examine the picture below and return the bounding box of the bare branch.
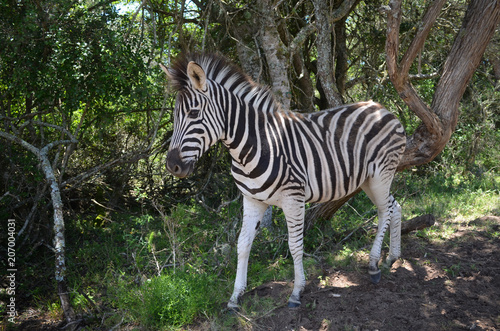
[399,0,447,76]
[289,24,316,58]
[385,0,442,139]
[16,119,77,142]
[330,0,358,23]
[0,131,40,156]
[41,140,77,154]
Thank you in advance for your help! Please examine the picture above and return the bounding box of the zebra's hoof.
[370,270,382,284]
[227,301,240,313]
[287,301,301,308]
[385,255,398,268]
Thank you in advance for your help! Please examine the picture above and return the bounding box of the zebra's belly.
[232,164,364,208]
[304,175,362,204]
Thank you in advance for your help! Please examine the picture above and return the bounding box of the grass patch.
[397,170,499,221]
[114,269,223,329]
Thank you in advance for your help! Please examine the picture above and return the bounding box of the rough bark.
[334,16,349,96]
[256,0,291,109]
[312,0,344,108]
[232,8,262,83]
[236,40,262,83]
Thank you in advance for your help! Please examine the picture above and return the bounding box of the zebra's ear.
[187,61,207,92]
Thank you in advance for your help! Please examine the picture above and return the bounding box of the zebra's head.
[161,57,224,178]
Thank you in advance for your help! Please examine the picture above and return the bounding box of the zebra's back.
[231,101,406,206]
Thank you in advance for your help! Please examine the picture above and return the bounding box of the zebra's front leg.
[283,201,306,308]
[227,197,268,310]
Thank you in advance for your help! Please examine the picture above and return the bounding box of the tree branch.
[289,24,316,58]
[41,139,77,155]
[330,0,358,23]
[385,0,442,140]
[0,131,40,156]
[384,0,500,170]
[399,0,447,76]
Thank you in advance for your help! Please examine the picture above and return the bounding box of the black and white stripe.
[162,53,406,308]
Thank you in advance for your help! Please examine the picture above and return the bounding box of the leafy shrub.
[118,269,222,329]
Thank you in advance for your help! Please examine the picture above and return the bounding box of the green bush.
[117,269,222,329]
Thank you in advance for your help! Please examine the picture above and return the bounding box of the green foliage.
[397,170,500,222]
[439,86,500,174]
[116,269,221,329]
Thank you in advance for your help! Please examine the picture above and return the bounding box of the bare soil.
[232,215,500,330]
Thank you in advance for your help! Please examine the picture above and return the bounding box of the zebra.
[161,53,406,309]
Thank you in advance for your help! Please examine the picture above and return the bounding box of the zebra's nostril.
[173,165,180,174]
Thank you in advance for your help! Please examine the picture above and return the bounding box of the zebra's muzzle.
[166,148,195,178]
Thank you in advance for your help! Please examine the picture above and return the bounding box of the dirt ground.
[236,215,500,331]
[11,215,500,330]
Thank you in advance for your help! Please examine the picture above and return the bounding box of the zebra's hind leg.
[368,206,391,284]
[282,200,306,308]
[228,197,268,310]
[385,196,402,267]
[361,179,394,284]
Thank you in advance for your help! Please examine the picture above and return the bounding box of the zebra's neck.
[222,87,290,169]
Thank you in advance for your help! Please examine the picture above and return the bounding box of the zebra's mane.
[168,53,279,111]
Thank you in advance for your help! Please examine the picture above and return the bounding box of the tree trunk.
[389,0,500,170]
[289,25,316,112]
[0,131,77,325]
[334,15,349,97]
[232,8,262,83]
[236,39,262,83]
[256,0,291,109]
[312,0,343,109]
[306,0,500,225]
[40,152,76,324]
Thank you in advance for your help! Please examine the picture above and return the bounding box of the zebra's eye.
[188,108,200,119]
